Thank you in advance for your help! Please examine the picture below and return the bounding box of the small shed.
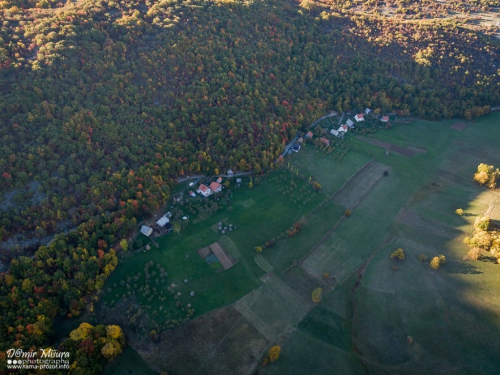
[365,108,372,114]
[227,169,234,176]
[381,116,389,122]
[346,119,355,128]
[141,225,153,237]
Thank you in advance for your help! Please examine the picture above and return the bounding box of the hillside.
[0,0,499,371]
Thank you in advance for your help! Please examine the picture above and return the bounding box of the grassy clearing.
[234,274,311,341]
[268,113,500,374]
[289,146,371,195]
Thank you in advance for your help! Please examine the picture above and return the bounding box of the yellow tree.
[268,345,281,363]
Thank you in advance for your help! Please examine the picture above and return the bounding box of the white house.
[346,119,355,128]
[365,108,372,114]
[141,225,153,237]
[197,184,212,197]
[156,215,169,227]
[354,113,365,122]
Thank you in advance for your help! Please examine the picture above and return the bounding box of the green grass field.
[265,113,500,374]
[101,113,500,374]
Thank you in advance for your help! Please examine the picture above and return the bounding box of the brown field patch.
[133,305,268,375]
[332,160,390,209]
[397,208,462,239]
[450,122,468,131]
[356,135,417,157]
[197,246,211,259]
[210,242,236,269]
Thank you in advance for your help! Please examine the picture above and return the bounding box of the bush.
[430,255,446,270]
[417,254,428,262]
[390,248,405,260]
[455,208,464,216]
[311,287,323,303]
[345,209,351,217]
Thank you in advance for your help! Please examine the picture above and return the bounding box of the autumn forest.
[0,0,499,372]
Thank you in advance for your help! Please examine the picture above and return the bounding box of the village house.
[216,177,223,184]
[197,184,212,197]
[320,137,330,146]
[298,136,304,143]
[346,119,355,128]
[141,225,153,237]
[156,215,169,227]
[354,113,365,122]
[209,181,222,193]
[189,191,196,198]
[305,131,313,138]
[381,116,389,122]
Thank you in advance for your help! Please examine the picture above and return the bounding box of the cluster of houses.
[195,177,223,198]
[140,211,173,238]
[291,109,391,152]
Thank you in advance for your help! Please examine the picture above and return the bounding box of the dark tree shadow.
[479,256,498,264]
[445,262,483,274]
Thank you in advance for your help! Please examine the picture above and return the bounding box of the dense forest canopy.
[0,0,499,369]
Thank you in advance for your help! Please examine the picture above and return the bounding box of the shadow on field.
[445,261,482,274]
[479,255,499,264]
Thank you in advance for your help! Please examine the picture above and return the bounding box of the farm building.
[346,119,355,128]
[330,129,339,137]
[209,181,222,193]
[197,184,212,197]
[156,215,169,227]
[355,113,365,122]
[141,225,153,236]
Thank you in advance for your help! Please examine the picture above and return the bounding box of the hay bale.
[190,291,195,297]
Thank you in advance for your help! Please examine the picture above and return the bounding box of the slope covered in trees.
[0,0,499,369]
